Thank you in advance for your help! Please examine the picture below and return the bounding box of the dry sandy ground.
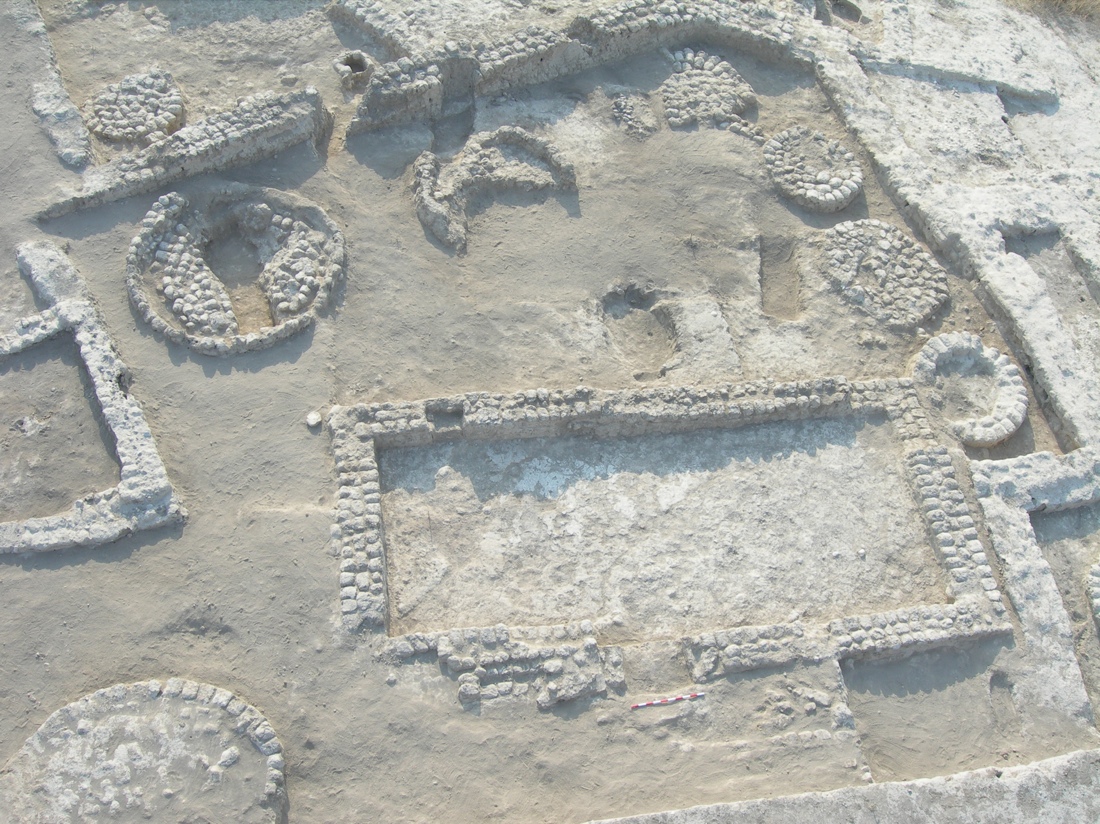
[1,0,1100,822]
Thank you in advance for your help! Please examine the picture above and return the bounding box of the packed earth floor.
[4,0,1100,821]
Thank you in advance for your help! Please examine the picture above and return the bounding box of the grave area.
[3,0,1100,822]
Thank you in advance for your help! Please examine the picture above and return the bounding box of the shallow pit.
[380,415,947,639]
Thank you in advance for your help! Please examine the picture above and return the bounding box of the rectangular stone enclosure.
[333,380,954,642]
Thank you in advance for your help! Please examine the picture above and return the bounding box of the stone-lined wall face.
[475,26,588,97]
[0,242,184,555]
[126,185,345,356]
[2,680,286,822]
[327,0,418,58]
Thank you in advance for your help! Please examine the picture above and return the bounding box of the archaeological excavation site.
[5,0,1100,820]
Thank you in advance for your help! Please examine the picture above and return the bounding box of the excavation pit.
[379,414,947,639]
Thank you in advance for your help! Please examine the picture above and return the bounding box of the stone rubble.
[385,620,626,709]
[610,93,659,139]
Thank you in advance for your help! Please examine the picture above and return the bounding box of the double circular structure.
[823,219,950,332]
[912,331,1029,447]
[126,184,345,356]
[764,125,863,213]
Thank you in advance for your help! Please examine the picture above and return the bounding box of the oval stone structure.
[823,219,950,333]
[83,68,184,146]
[0,679,287,823]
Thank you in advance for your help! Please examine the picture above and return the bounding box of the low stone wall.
[16,0,91,168]
[346,0,800,135]
[41,88,332,220]
[385,620,625,709]
[0,242,184,554]
[413,126,576,252]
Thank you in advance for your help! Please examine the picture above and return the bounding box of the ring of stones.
[764,125,862,213]
[912,331,1029,447]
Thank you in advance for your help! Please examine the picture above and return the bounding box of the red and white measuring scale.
[630,692,705,710]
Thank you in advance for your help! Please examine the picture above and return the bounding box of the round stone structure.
[912,331,1029,447]
[0,679,287,823]
[822,219,950,332]
[764,125,863,213]
[83,69,184,145]
[126,183,345,356]
[660,48,757,130]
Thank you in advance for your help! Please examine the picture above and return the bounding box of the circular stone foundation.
[1,679,287,823]
[912,331,1028,447]
[822,219,950,332]
[764,125,863,213]
[660,48,757,129]
[83,69,184,145]
[126,184,345,356]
